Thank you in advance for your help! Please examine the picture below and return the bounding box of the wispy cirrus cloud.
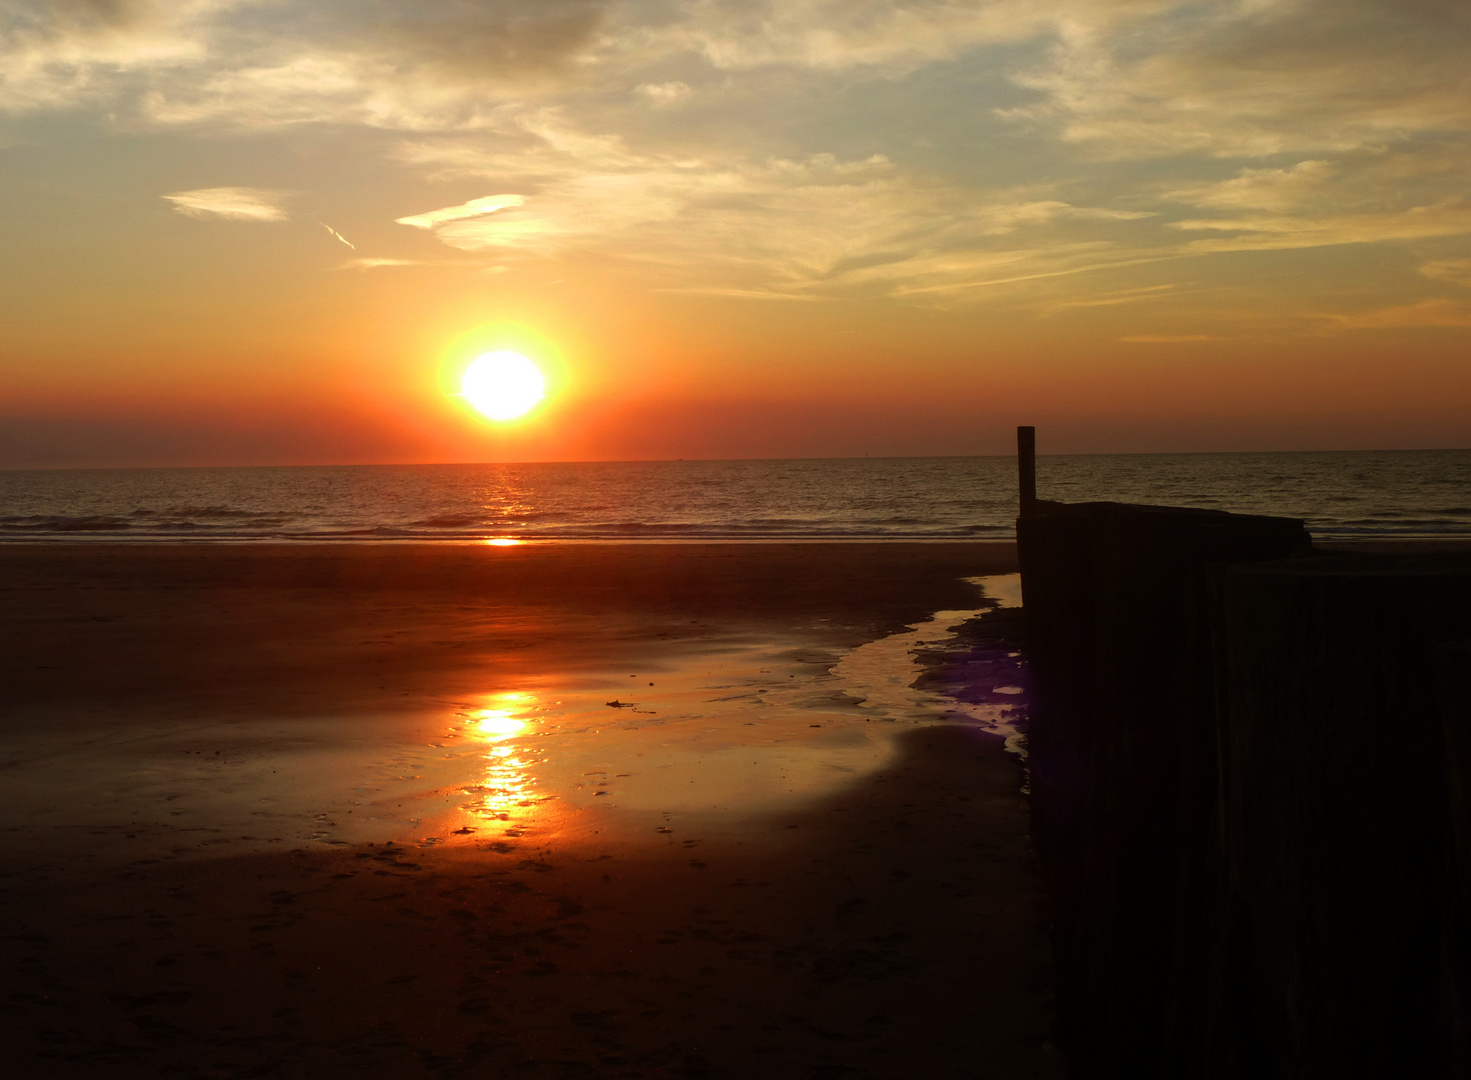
[0,0,609,126]
[1007,0,1471,160]
[1051,283,1181,309]
[665,0,1075,73]
[1327,298,1471,330]
[0,1,1165,132]
[1421,259,1471,288]
[339,257,430,269]
[395,119,1159,301]
[1119,334,1221,343]
[636,81,690,104]
[9,0,1471,319]
[1170,202,1471,253]
[1159,149,1471,254]
[1166,161,1339,213]
[162,186,289,221]
[0,0,218,113]
[10,2,1471,160]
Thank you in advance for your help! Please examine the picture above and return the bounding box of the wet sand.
[0,542,1060,1079]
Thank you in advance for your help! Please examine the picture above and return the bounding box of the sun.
[461,351,545,421]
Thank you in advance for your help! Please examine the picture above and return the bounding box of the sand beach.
[0,542,1060,1079]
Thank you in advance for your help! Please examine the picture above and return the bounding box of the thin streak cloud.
[319,221,355,249]
[1119,334,1221,343]
[1172,203,1471,252]
[395,194,526,230]
[1421,259,1471,288]
[339,257,429,269]
[162,187,289,221]
[1327,299,1471,330]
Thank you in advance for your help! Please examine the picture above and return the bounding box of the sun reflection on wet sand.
[455,694,549,836]
[381,575,1030,852]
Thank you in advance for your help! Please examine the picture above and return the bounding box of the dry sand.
[0,542,1061,1079]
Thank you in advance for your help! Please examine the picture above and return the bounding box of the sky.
[1,0,1469,467]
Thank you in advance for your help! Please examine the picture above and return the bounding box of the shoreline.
[3,533,1469,544]
[0,538,1022,549]
[2,534,1466,548]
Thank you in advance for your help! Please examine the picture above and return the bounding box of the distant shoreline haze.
[1,452,1467,542]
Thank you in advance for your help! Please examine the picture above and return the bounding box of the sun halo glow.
[461,351,545,421]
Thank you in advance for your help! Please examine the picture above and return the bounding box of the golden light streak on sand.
[458,695,546,834]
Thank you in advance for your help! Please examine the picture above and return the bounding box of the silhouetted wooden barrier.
[1216,557,1471,1077]
[1445,641,1471,1074]
[1013,428,1471,1077]
[1018,498,1309,1076]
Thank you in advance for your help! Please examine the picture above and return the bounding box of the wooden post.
[1017,425,1036,509]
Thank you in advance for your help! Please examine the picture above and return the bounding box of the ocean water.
[0,451,1467,542]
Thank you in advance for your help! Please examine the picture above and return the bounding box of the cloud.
[1421,258,1471,288]
[398,141,916,265]
[1166,161,1338,213]
[1327,298,1471,330]
[668,0,1055,72]
[1008,0,1471,159]
[395,194,525,230]
[341,0,607,84]
[653,286,819,301]
[339,257,429,269]
[889,250,1181,299]
[1170,202,1471,253]
[0,0,221,113]
[1119,334,1220,343]
[637,81,690,103]
[7,0,1470,164]
[0,1,1140,130]
[1052,283,1180,309]
[318,220,354,248]
[395,115,1161,300]
[975,200,1152,231]
[13,0,1471,317]
[0,0,1066,124]
[1155,147,1471,261]
[162,186,289,221]
[1,0,611,129]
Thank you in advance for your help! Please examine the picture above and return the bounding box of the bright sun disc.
[462,351,545,420]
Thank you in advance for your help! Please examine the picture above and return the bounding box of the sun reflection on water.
[457,693,547,834]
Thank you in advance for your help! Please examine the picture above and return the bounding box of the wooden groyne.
[1218,558,1471,1077]
[1015,431,1471,1077]
[1446,640,1471,1077]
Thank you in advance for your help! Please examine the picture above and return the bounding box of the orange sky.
[2,1,1469,467]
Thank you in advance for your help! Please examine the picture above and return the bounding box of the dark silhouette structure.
[1015,427,1471,1078]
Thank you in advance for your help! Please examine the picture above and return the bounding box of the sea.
[0,450,1467,543]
